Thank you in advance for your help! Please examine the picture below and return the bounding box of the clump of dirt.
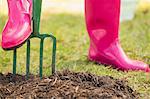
[0,70,139,99]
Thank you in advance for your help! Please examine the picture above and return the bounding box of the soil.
[0,70,139,99]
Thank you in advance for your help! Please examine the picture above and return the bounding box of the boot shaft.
[85,0,121,49]
[7,0,31,20]
[85,0,120,34]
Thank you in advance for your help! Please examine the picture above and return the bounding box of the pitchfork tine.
[26,40,30,79]
[13,49,17,75]
[39,38,44,78]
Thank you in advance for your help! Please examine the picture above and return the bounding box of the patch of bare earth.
[0,70,139,99]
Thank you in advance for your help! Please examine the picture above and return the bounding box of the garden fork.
[13,0,56,79]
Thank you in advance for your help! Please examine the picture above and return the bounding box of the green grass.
[0,12,150,98]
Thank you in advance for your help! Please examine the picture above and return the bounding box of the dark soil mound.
[0,70,139,99]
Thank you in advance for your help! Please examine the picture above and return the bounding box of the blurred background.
[1,0,150,20]
[1,0,150,98]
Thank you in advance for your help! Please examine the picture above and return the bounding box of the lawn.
[0,11,150,98]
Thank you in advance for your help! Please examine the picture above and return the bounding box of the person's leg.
[85,0,149,72]
[1,0,32,50]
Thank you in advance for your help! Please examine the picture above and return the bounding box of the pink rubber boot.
[85,0,150,72]
[1,0,32,50]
